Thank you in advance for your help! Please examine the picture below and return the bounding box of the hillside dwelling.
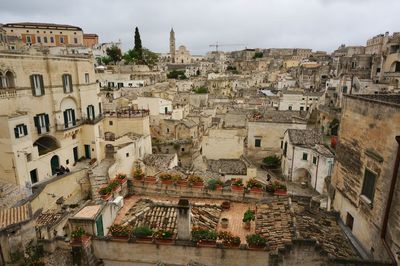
[281,129,334,194]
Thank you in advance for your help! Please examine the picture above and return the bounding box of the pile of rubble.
[191,204,222,230]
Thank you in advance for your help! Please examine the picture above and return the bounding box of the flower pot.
[244,221,251,230]
[250,187,263,193]
[101,193,112,201]
[191,182,204,188]
[231,185,244,192]
[144,176,157,184]
[112,235,129,241]
[135,236,153,243]
[221,218,229,229]
[113,185,122,193]
[161,180,174,185]
[118,178,127,185]
[215,185,223,191]
[154,238,174,245]
[221,201,231,210]
[71,235,91,246]
[177,180,188,187]
[197,240,217,247]
[274,189,287,196]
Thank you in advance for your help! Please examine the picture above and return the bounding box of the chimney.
[176,198,191,241]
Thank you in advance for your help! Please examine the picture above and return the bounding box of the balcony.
[82,114,105,125]
[56,119,83,131]
[0,88,17,99]
[104,108,149,118]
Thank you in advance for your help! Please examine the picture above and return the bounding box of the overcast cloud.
[1,0,399,54]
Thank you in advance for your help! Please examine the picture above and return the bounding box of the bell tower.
[170,28,176,63]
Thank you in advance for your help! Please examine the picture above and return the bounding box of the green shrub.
[246,234,266,247]
[132,226,153,238]
[191,228,217,242]
[71,227,86,239]
[193,87,208,94]
[242,209,255,223]
[262,155,281,168]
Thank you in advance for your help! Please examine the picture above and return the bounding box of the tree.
[134,27,143,60]
[101,56,113,65]
[105,45,122,64]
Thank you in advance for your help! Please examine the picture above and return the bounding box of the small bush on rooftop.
[246,234,266,247]
[132,226,153,238]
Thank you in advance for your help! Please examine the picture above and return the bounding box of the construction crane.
[209,42,247,52]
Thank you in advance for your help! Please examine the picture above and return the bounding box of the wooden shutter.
[69,74,73,92]
[14,127,19,138]
[63,110,68,129]
[98,103,102,115]
[33,116,40,134]
[71,109,76,126]
[45,114,50,132]
[86,106,90,120]
[30,75,36,96]
[39,75,44,95]
[62,74,66,93]
[23,125,28,136]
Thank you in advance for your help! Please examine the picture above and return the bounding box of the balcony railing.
[104,109,149,118]
[56,119,83,131]
[82,114,105,125]
[0,88,17,99]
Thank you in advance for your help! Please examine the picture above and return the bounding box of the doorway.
[84,145,91,159]
[30,169,38,184]
[73,147,79,163]
[95,215,104,236]
[50,155,60,175]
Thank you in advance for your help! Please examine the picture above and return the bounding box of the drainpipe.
[314,155,319,191]
[381,136,400,266]
[290,146,295,181]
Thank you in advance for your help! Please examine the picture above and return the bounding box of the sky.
[1,0,400,54]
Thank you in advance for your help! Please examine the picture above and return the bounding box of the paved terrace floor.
[114,195,256,242]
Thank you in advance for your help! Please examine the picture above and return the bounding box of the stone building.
[83,33,99,48]
[2,22,85,47]
[281,129,334,194]
[278,90,323,111]
[331,94,400,264]
[0,47,103,188]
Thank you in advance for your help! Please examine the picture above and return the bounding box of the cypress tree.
[134,27,143,60]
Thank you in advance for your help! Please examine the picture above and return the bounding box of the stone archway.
[292,168,312,185]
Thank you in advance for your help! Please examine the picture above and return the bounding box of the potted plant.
[116,173,127,185]
[176,175,188,187]
[246,234,266,250]
[109,224,131,241]
[231,178,244,191]
[262,155,281,169]
[188,175,204,188]
[246,178,263,193]
[242,209,255,230]
[159,173,174,185]
[133,167,145,183]
[132,226,153,242]
[221,201,231,210]
[109,179,121,193]
[273,182,287,195]
[71,227,89,245]
[191,228,217,247]
[153,229,175,244]
[208,178,223,191]
[218,231,241,248]
[99,186,112,201]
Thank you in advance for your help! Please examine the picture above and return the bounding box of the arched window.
[5,71,15,88]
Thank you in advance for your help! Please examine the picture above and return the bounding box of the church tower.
[170,28,176,63]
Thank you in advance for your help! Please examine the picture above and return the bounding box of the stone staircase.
[88,159,115,201]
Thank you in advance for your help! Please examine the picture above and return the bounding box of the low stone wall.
[92,238,271,266]
[128,180,270,202]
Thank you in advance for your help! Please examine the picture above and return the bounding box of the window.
[300,106,304,111]
[361,169,377,203]
[87,105,95,120]
[34,113,50,134]
[30,75,44,96]
[26,153,32,162]
[346,212,354,231]
[85,73,90,84]
[62,74,73,93]
[255,139,261,147]
[126,153,129,157]
[283,142,288,157]
[181,148,185,152]
[302,152,308,161]
[109,121,113,126]
[166,128,170,133]
[44,37,48,43]
[74,38,78,44]
[50,37,54,43]
[63,108,76,129]
[312,156,317,165]
[288,106,292,110]
[37,36,41,43]
[30,169,38,184]
[14,124,28,138]
[60,37,64,44]
[280,141,283,149]
[26,36,31,43]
